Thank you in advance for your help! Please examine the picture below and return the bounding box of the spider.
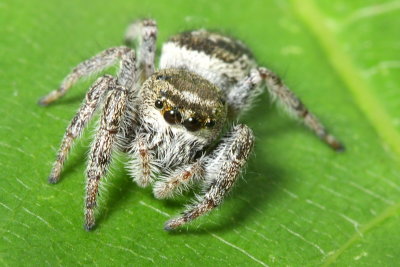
[39,19,343,231]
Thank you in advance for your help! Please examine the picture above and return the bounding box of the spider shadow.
[95,158,138,228]
[58,95,88,106]
[166,156,287,236]
[50,93,87,106]
[58,144,88,180]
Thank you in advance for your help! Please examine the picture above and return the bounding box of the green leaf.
[1,0,399,265]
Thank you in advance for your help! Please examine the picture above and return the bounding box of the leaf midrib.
[293,0,400,159]
[291,0,400,264]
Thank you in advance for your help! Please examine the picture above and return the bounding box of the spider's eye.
[205,120,216,128]
[156,75,171,81]
[155,100,163,109]
[164,109,182,124]
[183,117,202,132]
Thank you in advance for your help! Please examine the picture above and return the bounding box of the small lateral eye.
[155,100,163,109]
[205,120,216,128]
[183,117,202,132]
[164,109,182,124]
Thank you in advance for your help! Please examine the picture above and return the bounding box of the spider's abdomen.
[159,30,257,90]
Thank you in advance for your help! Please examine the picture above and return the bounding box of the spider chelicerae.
[39,19,343,231]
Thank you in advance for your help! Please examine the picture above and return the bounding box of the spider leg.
[124,19,157,81]
[228,67,344,151]
[259,67,344,151]
[85,84,128,230]
[46,49,136,183]
[133,136,154,187]
[48,75,114,183]
[164,124,254,230]
[153,160,205,199]
[38,46,135,106]
[226,68,264,117]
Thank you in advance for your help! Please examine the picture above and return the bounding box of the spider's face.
[140,68,227,140]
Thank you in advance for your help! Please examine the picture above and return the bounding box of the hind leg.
[124,19,157,81]
[227,67,344,151]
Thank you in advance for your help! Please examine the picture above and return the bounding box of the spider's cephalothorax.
[128,69,228,189]
[39,19,344,231]
[139,68,227,142]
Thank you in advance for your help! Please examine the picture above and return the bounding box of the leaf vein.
[292,0,400,264]
[292,0,400,159]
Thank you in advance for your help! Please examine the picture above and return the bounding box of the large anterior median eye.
[163,109,182,124]
[183,117,202,132]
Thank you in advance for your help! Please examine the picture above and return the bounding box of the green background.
[1,0,400,265]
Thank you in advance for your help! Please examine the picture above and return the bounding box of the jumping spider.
[39,19,343,231]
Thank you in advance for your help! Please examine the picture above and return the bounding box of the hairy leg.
[227,67,344,151]
[226,68,263,117]
[45,48,136,183]
[85,85,128,230]
[38,46,134,106]
[164,124,254,230]
[39,45,137,229]
[125,19,157,81]
[135,137,154,187]
[259,67,344,151]
[153,160,205,199]
[48,75,114,184]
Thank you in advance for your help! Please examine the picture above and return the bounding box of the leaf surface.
[1,0,399,265]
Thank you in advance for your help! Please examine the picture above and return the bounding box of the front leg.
[85,50,136,230]
[133,137,155,187]
[44,48,136,184]
[85,85,127,230]
[153,160,205,199]
[164,124,254,230]
[48,75,114,184]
